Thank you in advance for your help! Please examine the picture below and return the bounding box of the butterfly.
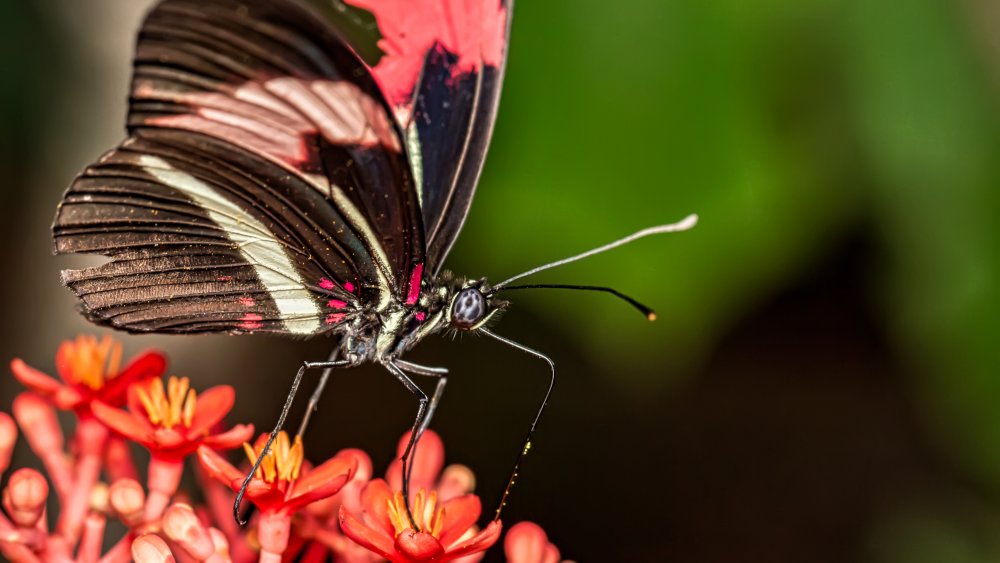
[51,0,697,524]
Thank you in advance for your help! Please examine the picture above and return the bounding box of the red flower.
[198,432,357,516]
[504,522,564,563]
[339,431,500,562]
[91,376,251,462]
[11,335,165,416]
[198,432,357,561]
[340,480,500,563]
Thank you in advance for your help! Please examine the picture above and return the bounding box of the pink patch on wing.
[405,263,424,305]
[325,313,346,325]
[238,297,255,307]
[344,0,508,115]
[239,313,264,331]
[327,299,348,309]
[138,76,401,167]
[319,278,336,290]
[415,312,427,322]
[344,282,356,293]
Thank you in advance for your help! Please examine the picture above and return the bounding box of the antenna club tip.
[646,312,657,322]
[678,213,699,231]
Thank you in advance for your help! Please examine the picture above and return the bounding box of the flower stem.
[12,394,73,498]
[146,458,184,522]
[75,513,106,563]
[58,418,108,543]
[257,512,291,563]
[103,436,138,482]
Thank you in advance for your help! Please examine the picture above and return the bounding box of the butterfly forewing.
[343,0,513,273]
[53,0,426,335]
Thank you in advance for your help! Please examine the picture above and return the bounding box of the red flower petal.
[186,386,235,437]
[342,449,375,513]
[444,520,502,560]
[339,505,396,560]
[126,384,148,416]
[100,351,166,406]
[10,359,64,397]
[196,446,244,486]
[504,522,559,563]
[395,529,445,561]
[438,494,482,548]
[243,481,288,513]
[359,479,395,533]
[287,454,357,510]
[54,340,77,385]
[387,430,444,494]
[151,428,187,450]
[201,424,254,451]
[91,401,153,444]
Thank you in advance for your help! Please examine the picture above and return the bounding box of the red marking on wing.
[138,77,401,167]
[319,278,336,290]
[344,282,356,293]
[238,297,256,307]
[327,299,348,309]
[415,311,427,322]
[325,313,347,325]
[217,275,234,282]
[345,0,508,111]
[405,263,424,305]
[239,313,264,331]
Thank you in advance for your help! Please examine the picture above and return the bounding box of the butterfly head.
[446,279,507,331]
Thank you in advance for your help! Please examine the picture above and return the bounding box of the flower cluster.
[0,335,570,562]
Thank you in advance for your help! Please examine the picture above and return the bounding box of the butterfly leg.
[394,359,449,436]
[479,329,557,521]
[384,361,444,530]
[234,358,351,526]
[295,348,344,438]
[395,360,449,502]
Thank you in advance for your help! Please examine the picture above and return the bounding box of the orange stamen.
[386,489,445,539]
[64,335,122,390]
[136,376,197,429]
[242,431,304,485]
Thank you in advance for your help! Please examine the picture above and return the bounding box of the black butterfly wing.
[345,0,513,272]
[53,0,426,335]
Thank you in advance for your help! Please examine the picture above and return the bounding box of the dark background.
[2,0,1000,561]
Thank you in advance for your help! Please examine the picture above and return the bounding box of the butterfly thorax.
[352,272,507,362]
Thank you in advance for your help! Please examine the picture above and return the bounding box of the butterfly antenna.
[493,214,698,289]
[479,328,555,521]
[496,284,657,321]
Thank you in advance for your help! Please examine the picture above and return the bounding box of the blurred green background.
[1,0,999,560]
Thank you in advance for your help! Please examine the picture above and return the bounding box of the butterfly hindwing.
[53,0,425,335]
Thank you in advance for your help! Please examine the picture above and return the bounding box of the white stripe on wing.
[139,155,323,335]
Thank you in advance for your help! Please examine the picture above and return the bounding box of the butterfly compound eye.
[452,288,486,329]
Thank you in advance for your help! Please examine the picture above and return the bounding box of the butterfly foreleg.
[384,360,448,531]
[234,357,352,526]
[395,360,450,493]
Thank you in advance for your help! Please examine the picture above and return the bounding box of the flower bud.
[505,521,561,563]
[438,464,476,502]
[12,393,63,452]
[0,412,17,474]
[90,482,110,514]
[132,534,175,563]
[208,527,231,559]
[162,503,214,560]
[3,468,49,527]
[109,478,146,527]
